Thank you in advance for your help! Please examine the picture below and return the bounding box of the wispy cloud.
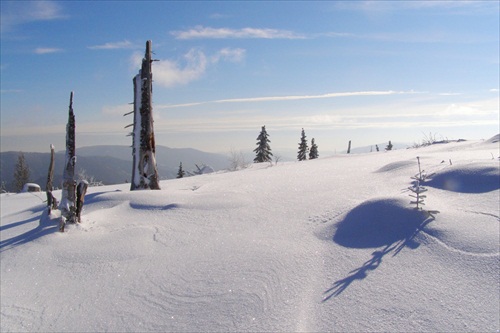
[131,47,246,88]
[335,0,499,14]
[131,49,208,88]
[1,1,67,34]
[157,90,423,109]
[0,89,23,94]
[211,48,246,63]
[34,47,64,54]
[171,26,305,40]
[489,88,499,92]
[88,40,136,50]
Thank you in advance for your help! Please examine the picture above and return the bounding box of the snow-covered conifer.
[177,162,185,178]
[297,128,308,161]
[253,126,273,163]
[13,152,30,192]
[309,138,319,159]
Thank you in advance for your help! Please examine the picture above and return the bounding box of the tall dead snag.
[128,40,160,190]
[59,92,77,232]
[46,144,58,214]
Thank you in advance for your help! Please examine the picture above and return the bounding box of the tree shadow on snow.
[323,199,435,301]
[0,204,46,232]
[0,209,59,252]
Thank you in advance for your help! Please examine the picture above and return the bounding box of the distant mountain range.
[0,145,230,192]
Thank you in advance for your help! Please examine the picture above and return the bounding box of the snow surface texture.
[1,138,499,332]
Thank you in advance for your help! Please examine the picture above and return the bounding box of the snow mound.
[375,160,415,173]
[484,133,499,144]
[425,163,499,193]
[332,198,430,249]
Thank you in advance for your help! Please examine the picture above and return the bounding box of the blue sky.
[1,1,498,155]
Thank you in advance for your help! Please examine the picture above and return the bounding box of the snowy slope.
[1,138,499,332]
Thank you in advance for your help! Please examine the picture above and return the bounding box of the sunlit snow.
[1,137,499,332]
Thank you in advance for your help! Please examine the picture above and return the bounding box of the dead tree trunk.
[59,92,77,232]
[76,180,88,223]
[347,140,352,154]
[46,144,58,214]
[129,40,160,190]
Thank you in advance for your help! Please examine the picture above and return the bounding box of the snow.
[1,137,499,332]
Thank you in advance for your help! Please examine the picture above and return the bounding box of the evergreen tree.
[297,128,308,161]
[385,140,393,151]
[309,138,319,159]
[13,152,30,192]
[176,162,185,178]
[253,125,273,163]
[376,144,380,152]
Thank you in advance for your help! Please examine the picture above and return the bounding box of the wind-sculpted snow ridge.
[1,138,499,332]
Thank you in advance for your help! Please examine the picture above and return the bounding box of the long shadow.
[0,210,59,252]
[0,204,46,232]
[129,203,179,210]
[323,199,436,301]
[83,189,122,204]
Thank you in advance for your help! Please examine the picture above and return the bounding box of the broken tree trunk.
[130,40,161,190]
[76,180,89,223]
[59,92,77,232]
[46,144,58,214]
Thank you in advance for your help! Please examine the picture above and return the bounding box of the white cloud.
[158,90,423,109]
[171,26,305,40]
[88,40,135,50]
[151,49,208,88]
[34,47,64,54]
[212,48,246,63]
[489,88,499,92]
[131,47,248,88]
[1,1,67,33]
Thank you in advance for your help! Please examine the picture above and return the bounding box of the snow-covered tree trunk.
[130,40,161,190]
[46,144,57,214]
[59,92,77,231]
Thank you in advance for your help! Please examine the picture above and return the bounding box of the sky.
[1,1,499,155]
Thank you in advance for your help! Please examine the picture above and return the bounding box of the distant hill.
[0,145,229,192]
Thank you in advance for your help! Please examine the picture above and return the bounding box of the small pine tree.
[408,156,439,219]
[13,152,30,192]
[297,128,308,161]
[309,138,319,159]
[385,140,393,151]
[177,162,185,178]
[253,126,273,163]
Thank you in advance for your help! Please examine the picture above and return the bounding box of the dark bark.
[46,144,58,214]
[131,40,161,190]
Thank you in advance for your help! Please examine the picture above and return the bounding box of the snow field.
[1,137,499,332]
